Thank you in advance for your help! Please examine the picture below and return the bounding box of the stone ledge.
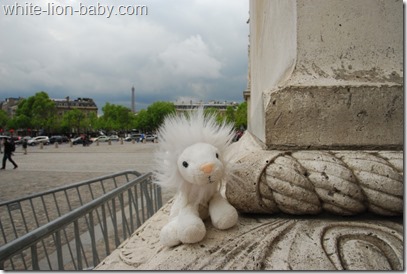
[95,133,403,270]
[264,84,403,149]
[95,201,403,270]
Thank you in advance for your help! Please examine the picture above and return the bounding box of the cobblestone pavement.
[0,141,175,203]
[0,141,179,270]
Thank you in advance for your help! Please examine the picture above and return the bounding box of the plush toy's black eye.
[216,153,219,159]
[182,161,189,168]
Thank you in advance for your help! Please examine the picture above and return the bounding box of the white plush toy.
[154,108,238,247]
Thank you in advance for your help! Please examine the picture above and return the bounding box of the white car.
[109,135,120,141]
[27,136,50,146]
[145,134,158,142]
[91,136,110,142]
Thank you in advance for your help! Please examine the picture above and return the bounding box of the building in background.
[53,97,98,117]
[174,100,239,115]
[0,97,23,118]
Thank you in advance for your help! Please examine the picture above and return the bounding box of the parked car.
[91,136,110,142]
[145,134,158,142]
[49,135,69,144]
[71,136,93,145]
[21,136,32,142]
[124,134,141,142]
[71,137,82,145]
[27,136,50,146]
[19,136,31,145]
[124,136,133,142]
[109,135,120,142]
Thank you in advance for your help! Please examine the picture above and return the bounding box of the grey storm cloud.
[0,0,249,111]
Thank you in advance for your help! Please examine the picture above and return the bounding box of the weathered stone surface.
[226,133,403,216]
[95,201,403,270]
[264,85,403,150]
[248,0,403,147]
[293,0,403,86]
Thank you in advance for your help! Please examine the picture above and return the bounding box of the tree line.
[0,91,247,136]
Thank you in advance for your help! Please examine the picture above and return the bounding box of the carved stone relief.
[95,202,403,270]
[225,134,403,216]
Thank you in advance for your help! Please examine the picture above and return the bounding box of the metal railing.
[0,170,162,270]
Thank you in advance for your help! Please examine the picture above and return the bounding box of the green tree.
[132,102,175,133]
[204,107,227,125]
[134,109,150,132]
[14,91,56,134]
[146,101,176,131]
[86,112,100,132]
[61,109,86,134]
[32,92,56,132]
[116,106,134,131]
[0,109,8,132]
[225,106,235,125]
[234,102,247,129]
[204,107,219,117]
[7,114,30,132]
[99,103,135,132]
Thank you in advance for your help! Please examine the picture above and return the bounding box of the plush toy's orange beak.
[200,163,214,174]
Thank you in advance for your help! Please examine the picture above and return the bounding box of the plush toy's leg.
[209,192,238,230]
[160,218,182,247]
[177,205,206,244]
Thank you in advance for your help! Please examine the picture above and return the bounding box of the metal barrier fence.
[0,170,162,270]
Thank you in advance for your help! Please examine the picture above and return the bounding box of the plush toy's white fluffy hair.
[154,107,235,190]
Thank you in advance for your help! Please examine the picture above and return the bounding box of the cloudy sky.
[0,0,249,113]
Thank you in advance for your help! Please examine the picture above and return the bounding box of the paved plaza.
[0,141,175,203]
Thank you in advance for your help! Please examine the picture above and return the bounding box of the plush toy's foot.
[178,216,206,244]
[161,207,207,246]
[176,206,206,244]
[160,220,181,247]
[209,193,238,230]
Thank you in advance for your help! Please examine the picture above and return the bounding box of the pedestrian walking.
[1,137,18,170]
[22,139,28,154]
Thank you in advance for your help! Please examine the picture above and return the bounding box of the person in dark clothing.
[1,138,18,170]
[22,139,28,154]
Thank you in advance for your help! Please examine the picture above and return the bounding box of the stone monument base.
[95,200,402,270]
